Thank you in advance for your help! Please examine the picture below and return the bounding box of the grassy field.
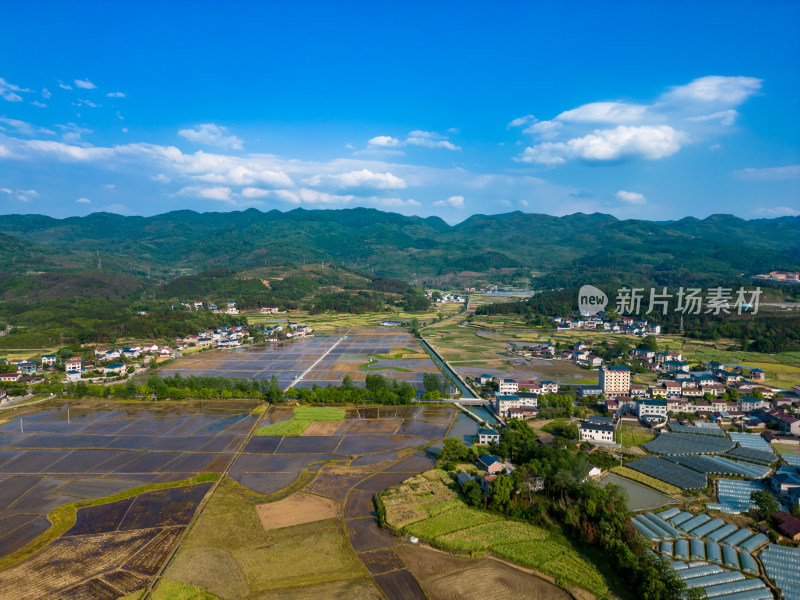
[380,469,609,597]
[617,426,655,447]
[611,466,681,495]
[151,580,217,600]
[253,406,346,437]
[245,305,463,333]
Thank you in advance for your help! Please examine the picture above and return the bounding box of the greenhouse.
[627,456,707,489]
[644,431,735,455]
[728,432,773,453]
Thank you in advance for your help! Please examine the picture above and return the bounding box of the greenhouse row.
[760,544,800,600]
[628,456,708,489]
[668,421,726,437]
[671,560,772,599]
[728,432,774,454]
[644,431,735,455]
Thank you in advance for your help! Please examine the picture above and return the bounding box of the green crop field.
[253,406,345,437]
[380,469,609,597]
[617,426,655,447]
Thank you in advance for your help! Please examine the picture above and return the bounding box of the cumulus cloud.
[366,130,460,151]
[557,102,648,124]
[31,100,47,108]
[368,135,402,148]
[76,197,91,203]
[42,88,51,99]
[58,81,72,90]
[661,75,762,106]
[74,78,96,90]
[0,77,30,102]
[178,185,233,202]
[434,195,465,209]
[734,165,800,181]
[178,123,244,150]
[616,190,647,205]
[519,125,685,165]
[516,75,762,165]
[1,188,39,202]
[106,91,126,98]
[304,169,406,192]
[74,98,99,108]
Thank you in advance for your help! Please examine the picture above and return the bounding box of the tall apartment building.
[599,365,631,396]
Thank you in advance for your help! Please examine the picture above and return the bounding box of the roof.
[496,395,519,401]
[605,366,630,372]
[580,421,615,433]
[478,453,501,465]
[105,363,125,368]
[588,415,614,424]
[639,399,667,406]
[478,427,499,436]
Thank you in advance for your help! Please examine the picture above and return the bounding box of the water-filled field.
[160,328,442,391]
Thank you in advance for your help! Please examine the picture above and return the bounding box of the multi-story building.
[495,393,538,418]
[579,421,616,444]
[498,378,518,395]
[599,365,631,396]
[637,399,668,422]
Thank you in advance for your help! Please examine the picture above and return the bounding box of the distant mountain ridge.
[0,208,797,289]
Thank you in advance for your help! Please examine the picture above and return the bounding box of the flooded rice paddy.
[0,399,464,599]
[599,473,679,511]
[160,328,443,391]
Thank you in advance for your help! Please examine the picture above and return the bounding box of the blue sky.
[0,0,798,222]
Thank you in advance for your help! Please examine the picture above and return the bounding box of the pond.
[599,473,678,511]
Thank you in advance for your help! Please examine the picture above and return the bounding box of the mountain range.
[0,208,797,299]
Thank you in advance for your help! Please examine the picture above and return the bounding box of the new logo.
[578,285,608,316]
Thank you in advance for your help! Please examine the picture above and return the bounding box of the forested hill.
[0,208,798,288]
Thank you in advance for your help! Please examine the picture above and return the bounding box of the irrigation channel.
[418,338,477,399]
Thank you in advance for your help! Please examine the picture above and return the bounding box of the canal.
[418,338,477,399]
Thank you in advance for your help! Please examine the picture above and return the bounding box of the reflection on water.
[464,406,500,426]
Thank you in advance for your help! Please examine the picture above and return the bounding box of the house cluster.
[752,270,800,283]
[560,342,603,368]
[182,325,250,349]
[554,315,661,336]
[257,322,312,341]
[425,291,465,303]
[172,300,240,314]
[479,376,557,419]
[259,306,285,314]
[463,285,498,293]
[457,453,519,495]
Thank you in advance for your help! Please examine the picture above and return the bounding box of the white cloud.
[514,75,762,166]
[557,102,648,124]
[519,125,685,165]
[31,100,47,108]
[103,184,115,190]
[687,109,738,126]
[508,114,536,128]
[241,187,271,198]
[150,173,171,183]
[178,123,244,150]
[752,206,800,217]
[271,188,354,205]
[55,122,93,143]
[0,77,30,102]
[42,88,51,99]
[661,75,762,106]
[523,120,563,139]
[434,195,465,209]
[58,81,72,90]
[0,188,38,202]
[178,185,233,202]
[734,165,800,181]
[73,98,99,108]
[0,118,54,136]
[106,91,126,98]
[76,197,91,204]
[616,190,647,205]
[366,130,460,151]
[74,78,96,90]
[406,130,460,150]
[368,135,402,148]
[519,199,529,207]
[304,169,406,191]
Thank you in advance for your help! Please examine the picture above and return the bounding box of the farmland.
[379,469,609,597]
[253,406,345,437]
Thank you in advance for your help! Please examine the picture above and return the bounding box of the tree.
[342,374,354,390]
[751,490,779,517]
[439,438,471,463]
[365,373,390,394]
[489,474,514,512]
[462,479,483,507]
[423,372,442,395]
